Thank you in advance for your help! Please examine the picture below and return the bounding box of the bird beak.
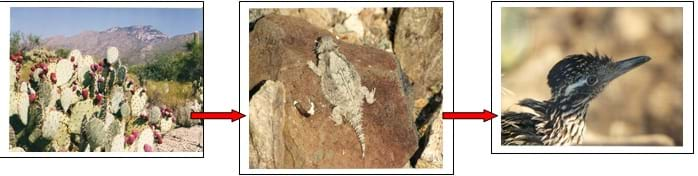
[606,56,651,82]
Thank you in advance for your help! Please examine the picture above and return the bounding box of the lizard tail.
[349,116,366,159]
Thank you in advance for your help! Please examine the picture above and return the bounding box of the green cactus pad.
[36,80,55,108]
[83,117,106,151]
[115,65,127,85]
[149,106,162,125]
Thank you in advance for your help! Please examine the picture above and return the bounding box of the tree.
[26,34,41,50]
[10,31,21,54]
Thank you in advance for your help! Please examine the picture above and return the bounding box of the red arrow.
[191,110,246,122]
[443,109,497,122]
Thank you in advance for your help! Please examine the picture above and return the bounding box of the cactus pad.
[55,59,74,86]
[130,88,148,117]
[60,87,77,112]
[83,117,106,151]
[148,106,162,125]
[106,47,119,64]
[41,109,63,140]
[69,100,96,134]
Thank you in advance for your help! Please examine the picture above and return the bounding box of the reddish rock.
[249,15,418,168]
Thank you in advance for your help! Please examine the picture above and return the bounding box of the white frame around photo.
[239,1,454,174]
[491,1,694,154]
[1,1,204,158]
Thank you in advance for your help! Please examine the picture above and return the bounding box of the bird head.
[546,53,650,107]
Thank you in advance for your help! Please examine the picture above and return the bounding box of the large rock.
[393,8,443,103]
[249,15,418,168]
[249,81,286,168]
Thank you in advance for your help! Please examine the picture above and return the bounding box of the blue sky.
[11,8,203,37]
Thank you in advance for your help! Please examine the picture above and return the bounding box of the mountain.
[42,25,200,65]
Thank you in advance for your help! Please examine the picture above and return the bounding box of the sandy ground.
[156,125,203,152]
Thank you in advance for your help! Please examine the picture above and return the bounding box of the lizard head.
[314,36,338,54]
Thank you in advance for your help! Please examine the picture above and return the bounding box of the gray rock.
[393,8,443,102]
[249,80,286,169]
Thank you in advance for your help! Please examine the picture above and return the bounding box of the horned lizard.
[306,36,376,158]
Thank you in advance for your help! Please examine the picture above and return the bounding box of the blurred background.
[501,7,683,146]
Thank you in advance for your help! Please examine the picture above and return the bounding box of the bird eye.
[586,76,598,85]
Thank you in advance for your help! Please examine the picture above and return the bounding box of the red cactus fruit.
[70,56,75,62]
[28,92,37,102]
[39,63,48,71]
[90,64,98,72]
[50,73,57,84]
[144,144,153,152]
[82,88,89,99]
[154,130,163,144]
[131,130,140,138]
[125,134,136,145]
[95,93,104,105]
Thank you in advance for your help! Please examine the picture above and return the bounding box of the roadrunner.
[501,53,650,145]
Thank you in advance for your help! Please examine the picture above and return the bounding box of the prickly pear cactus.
[76,54,94,83]
[106,47,119,64]
[110,86,124,114]
[115,65,127,85]
[10,46,195,152]
[25,48,57,63]
[130,88,148,117]
[40,109,63,140]
[10,83,30,125]
[108,135,125,152]
[54,59,74,86]
[69,100,96,134]
[83,117,106,151]
[60,88,77,113]
[10,63,16,90]
[148,106,162,125]
[130,127,154,152]
[159,116,175,133]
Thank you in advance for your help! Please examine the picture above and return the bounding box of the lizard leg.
[330,107,345,126]
[361,86,376,104]
[306,60,322,76]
